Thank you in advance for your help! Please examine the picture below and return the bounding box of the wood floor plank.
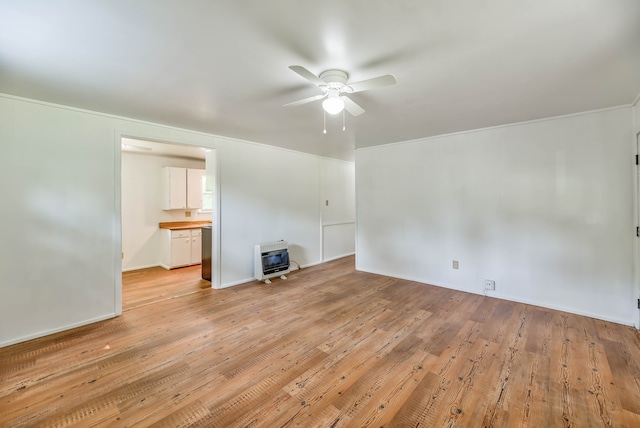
[1,256,640,427]
[478,303,529,427]
[264,316,428,426]
[385,370,451,427]
[202,347,328,427]
[435,338,501,427]
[601,337,640,414]
[332,337,437,427]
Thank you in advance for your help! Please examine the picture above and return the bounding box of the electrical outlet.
[452,260,459,269]
[185,211,192,217]
[484,279,495,290]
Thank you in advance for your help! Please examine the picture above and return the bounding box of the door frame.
[113,131,221,315]
[635,131,640,328]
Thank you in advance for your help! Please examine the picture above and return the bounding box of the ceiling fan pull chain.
[342,109,346,131]
[323,110,327,134]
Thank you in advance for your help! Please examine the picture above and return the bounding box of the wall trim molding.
[0,92,354,163]
[357,104,632,154]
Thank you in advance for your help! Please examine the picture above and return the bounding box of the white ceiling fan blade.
[345,74,396,93]
[283,93,326,107]
[342,96,365,116]
[289,65,326,87]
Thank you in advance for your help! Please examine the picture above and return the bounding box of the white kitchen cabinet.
[160,228,203,269]
[187,169,204,210]
[190,229,202,265]
[162,167,205,210]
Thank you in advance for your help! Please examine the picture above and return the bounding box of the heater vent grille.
[254,240,290,282]
[258,240,288,253]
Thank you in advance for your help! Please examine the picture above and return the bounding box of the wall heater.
[254,240,290,284]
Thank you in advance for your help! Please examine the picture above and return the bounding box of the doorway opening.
[118,136,220,312]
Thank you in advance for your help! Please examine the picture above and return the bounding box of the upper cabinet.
[162,167,205,210]
[186,168,204,210]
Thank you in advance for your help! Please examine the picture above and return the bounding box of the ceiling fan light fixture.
[285,65,396,118]
[322,95,344,115]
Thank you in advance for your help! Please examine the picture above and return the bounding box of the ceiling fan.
[283,66,396,117]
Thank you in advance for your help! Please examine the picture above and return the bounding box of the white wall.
[321,160,356,261]
[121,152,207,271]
[218,141,322,286]
[0,97,119,347]
[218,150,356,285]
[0,94,355,346]
[356,107,636,325]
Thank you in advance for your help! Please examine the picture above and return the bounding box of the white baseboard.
[218,277,256,288]
[0,313,117,348]
[322,252,355,264]
[122,263,161,272]
[355,265,634,327]
[218,254,355,289]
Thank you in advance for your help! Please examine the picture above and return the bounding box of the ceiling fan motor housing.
[319,69,349,91]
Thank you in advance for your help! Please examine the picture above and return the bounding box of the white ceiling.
[1,1,639,161]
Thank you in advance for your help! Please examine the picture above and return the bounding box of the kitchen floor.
[122,265,211,311]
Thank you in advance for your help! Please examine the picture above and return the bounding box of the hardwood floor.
[2,256,640,427]
[121,265,211,311]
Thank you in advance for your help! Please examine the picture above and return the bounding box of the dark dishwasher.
[201,225,212,281]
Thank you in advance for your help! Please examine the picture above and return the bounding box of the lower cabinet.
[161,228,202,269]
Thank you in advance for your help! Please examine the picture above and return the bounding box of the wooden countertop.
[159,221,212,230]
